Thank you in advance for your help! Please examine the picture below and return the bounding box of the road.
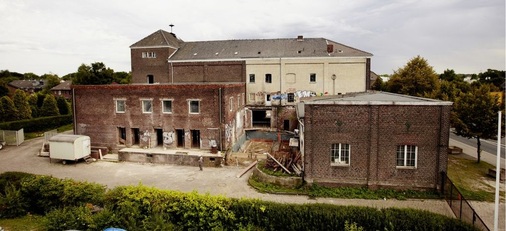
[450,132,506,158]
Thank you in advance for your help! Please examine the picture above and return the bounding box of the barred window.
[331,143,350,165]
[396,145,417,168]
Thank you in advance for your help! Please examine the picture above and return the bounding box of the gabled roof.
[130,29,372,60]
[130,29,183,48]
[51,81,72,91]
[8,79,47,90]
[171,38,372,60]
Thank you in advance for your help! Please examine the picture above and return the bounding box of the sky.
[0,0,504,76]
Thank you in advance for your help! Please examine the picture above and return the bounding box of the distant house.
[297,91,452,190]
[51,81,72,100]
[7,79,47,95]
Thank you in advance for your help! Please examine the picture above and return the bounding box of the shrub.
[0,114,72,132]
[0,172,34,193]
[0,183,28,218]
[43,206,94,231]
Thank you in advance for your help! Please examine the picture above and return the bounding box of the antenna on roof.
[169,24,174,33]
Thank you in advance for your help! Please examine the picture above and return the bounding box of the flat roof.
[301,91,453,106]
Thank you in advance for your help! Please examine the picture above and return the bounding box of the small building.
[7,79,47,95]
[51,81,72,100]
[297,91,452,190]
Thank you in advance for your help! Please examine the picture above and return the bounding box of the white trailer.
[49,134,91,164]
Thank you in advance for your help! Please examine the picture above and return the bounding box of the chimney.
[297,35,304,41]
[327,44,334,53]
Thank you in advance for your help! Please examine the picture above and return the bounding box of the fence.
[0,128,24,146]
[441,172,489,231]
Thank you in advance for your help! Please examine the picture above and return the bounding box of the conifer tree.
[39,94,60,117]
[13,89,32,120]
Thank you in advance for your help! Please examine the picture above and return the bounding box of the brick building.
[73,83,245,153]
[298,91,452,190]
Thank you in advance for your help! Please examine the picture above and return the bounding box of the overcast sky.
[0,0,504,76]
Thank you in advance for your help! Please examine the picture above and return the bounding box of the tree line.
[372,56,505,163]
[0,62,131,123]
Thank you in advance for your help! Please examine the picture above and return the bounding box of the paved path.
[2,135,503,229]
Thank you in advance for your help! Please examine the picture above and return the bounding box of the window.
[396,145,417,168]
[287,93,295,102]
[265,74,272,83]
[141,100,153,113]
[142,52,156,58]
[115,99,126,113]
[238,95,241,108]
[147,75,154,84]
[189,100,200,114]
[229,97,234,111]
[331,143,350,165]
[249,74,255,83]
[249,93,255,102]
[162,100,172,113]
[310,73,316,83]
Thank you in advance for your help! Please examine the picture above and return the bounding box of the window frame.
[161,99,173,114]
[249,74,255,83]
[265,73,272,83]
[287,93,295,102]
[142,52,156,58]
[229,97,234,111]
[330,143,350,166]
[188,99,200,114]
[115,99,126,113]
[141,99,153,114]
[396,145,418,169]
[310,73,317,83]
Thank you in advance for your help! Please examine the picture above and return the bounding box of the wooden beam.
[265,152,291,174]
[236,160,258,178]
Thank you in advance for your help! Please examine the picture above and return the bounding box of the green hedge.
[0,114,72,132]
[0,172,479,231]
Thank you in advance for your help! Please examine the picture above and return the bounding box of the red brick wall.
[131,46,246,84]
[303,104,451,190]
[131,47,175,83]
[73,83,245,152]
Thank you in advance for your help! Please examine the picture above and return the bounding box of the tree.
[371,77,385,91]
[28,94,39,118]
[477,69,505,91]
[41,74,61,93]
[113,71,132,84]
[73,62,114,85]
[0,85,8,98]
[39,94,60,117]
[56,96,70,115]
[12,89,32,120]
[0,96,18,122]
[439,69,462,82]
[386,56,440,97]
[453,84,500,163]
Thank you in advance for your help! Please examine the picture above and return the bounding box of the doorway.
[283,120,290,131]
[118,127,126,145]
[176,129,184,148]
[131,128,140,145]
[155,129,163,146]
[191,130,200,149]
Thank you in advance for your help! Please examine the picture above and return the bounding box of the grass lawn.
[447,154,504,202]
[0,215,44,231]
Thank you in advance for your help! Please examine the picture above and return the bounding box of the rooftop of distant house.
[8,79,47,90]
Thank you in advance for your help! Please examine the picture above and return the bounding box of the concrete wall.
[245,57,368,106]
[119,151,223,167]
[303,104,451,190]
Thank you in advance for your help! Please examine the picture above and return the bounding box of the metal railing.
[441,172,490,231]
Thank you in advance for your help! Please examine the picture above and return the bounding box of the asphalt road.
[0,134,457,218]
[450,132,506,158]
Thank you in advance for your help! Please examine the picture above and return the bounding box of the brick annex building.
[298,92,452,189]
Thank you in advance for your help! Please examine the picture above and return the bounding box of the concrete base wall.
[119,151,223,167]
[252,165,302,187]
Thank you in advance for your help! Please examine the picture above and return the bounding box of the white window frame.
[229,97,234,111]
[265,73,272,83]
[330,143,350,166]
[161,99,173,114]
[115,99,126,113]
[188,99,200,114]
[237,94,241,108]
[396,145,418,168]
[249,93,255,102]
[310,73,317,83]
[142,52,156,58]
[141,99,153,114]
